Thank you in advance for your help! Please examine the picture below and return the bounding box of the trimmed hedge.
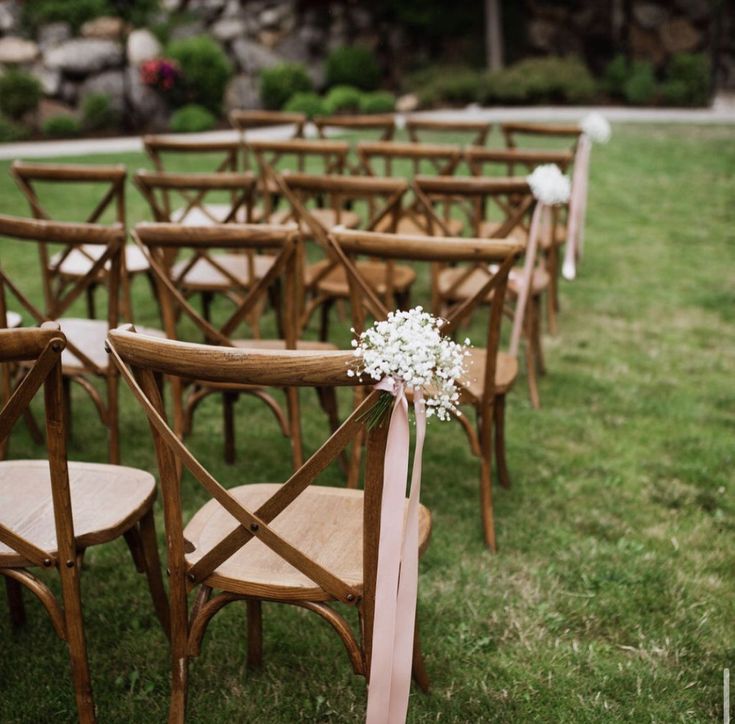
[0,70,42,120]
[169,104,216,133]
[284,92,325,119]
[260,63,312,110]
[325,46,380,91]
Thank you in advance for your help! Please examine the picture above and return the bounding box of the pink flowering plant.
[140,58,182,96]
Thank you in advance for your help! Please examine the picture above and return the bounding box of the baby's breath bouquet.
[348,307,470,422]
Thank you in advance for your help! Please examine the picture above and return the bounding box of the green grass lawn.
[1,124,734,722]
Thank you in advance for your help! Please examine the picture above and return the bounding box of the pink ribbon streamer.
[563,133,592,281]
[366,379,426,724]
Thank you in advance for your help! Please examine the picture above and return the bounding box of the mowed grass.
[0,123,734,723]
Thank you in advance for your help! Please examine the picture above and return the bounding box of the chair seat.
[375,215,464,236]
[58,318,164,372]
[172,253,276,292]
[184,483,432,601]
[0,460,156,567]
[5,311,21,328]
[438,265,549,301]
[460,349,518,399]
[479,220,566,249]
[51,245,150,277]
[306,259,416,298]
[170,204,249,226]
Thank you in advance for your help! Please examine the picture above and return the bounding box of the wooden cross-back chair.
[10,161,144,323]
[229,109,306,165]
[329,228,523,549]
[0,214,162,463]
[0,324,169,723]
[132,222,340,468]
[501,121,582,151]
[267,169,414,341]
[314,114,396,172]
[412,175,548,408]
[405,116,493,146]
[107,327,432,722]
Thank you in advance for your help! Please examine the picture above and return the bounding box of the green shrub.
[604,54,628,96]
[0,114,28,142]
[81,93,119,131]
[410,66,487,107]
[665,53,710,106]
[0,70,42,120]
[623,61,656,105]
[42,115,81,138]
[166,36,232,113]
[358,91,396,114]
[284,91,325,119]
[22,0,110,33]
[323,85,362,115]
[260,63,312,110]
[169,103,216,133]
[325,46,380,91]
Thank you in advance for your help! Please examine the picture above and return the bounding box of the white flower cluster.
[349,306,469,420]
[580,112,611,144]
[526,164,571,205]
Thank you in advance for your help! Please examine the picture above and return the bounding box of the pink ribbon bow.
[564,133,592,280]
[366,378,426,724]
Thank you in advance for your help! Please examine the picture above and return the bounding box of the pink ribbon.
[366,378,426,724]
[563,133,592,280]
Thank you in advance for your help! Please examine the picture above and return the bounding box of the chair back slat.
[466,146,574,177]
[405,117,492,146]
[501,121,582,151]
[357,140,462,178]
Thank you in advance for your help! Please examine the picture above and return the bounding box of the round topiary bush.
[260,63,312,110]
[0,114,28,142]
[42,115,81,138]
[623,61,656,105]
[358,91,396,114]
[169,104,216,133]
[0,70,42,121]
[167,36,232,114]
[665,53,710,106]
[81,93,120,131]
[323,85,362,115]
[284,91,325,119]
[326,46,380,91]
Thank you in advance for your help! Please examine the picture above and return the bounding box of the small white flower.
[527,164,571,206]
[580,112,611,144]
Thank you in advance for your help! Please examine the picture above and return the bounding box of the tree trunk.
[485,0,504,71]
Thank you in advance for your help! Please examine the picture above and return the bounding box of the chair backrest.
[107,325,393,666]
[465,147,574,177]
[229,110,306,138]
[329,229,522,405]
[249,138,350,177]
[0,215,123,372]
[132,222,300,347]
[404,117,492,146]
[356,140,462,178]
[500,121,582,151]
[314,114,396,142]
[0,324,76,576]
[134,169,258,225]
[143,134,244,175]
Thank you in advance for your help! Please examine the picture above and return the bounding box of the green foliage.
[604,54,629,96]
[42,115,81,138]
[22,0,110,33]
[325,46,380,91]
[323,85,362,115]
[0,70,42,120]
[283,92,325,120]
[0,114,28,142]
[664,53,710,106]
[408,66,487,107]
[117,0,159,27]
[166,36,232,113]
[358,91,396,114]
[260,63,312,110]
[623,61,656,105]
[169,103,216,133]
[81,93,120,131]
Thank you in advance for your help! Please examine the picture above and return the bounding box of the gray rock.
[127,28,161,66]
[45,39,123,76]
[38,22,71,51]
[125,66,168,129]
[224,74,261,112]
[527,19,556,50]
[231,37,281,73]
[633,3,668,30]
[31,64,61,96]
[0,36,39,65]
[274,31,310,64]
[211,17,248,43]
[80,70,125,111]
[59,80,78,105]
[0,1,19,33]
[259,8,282,30]
[169,20,206,41]
[80,15,126,40]
[660,17,701,53]
[299,24,325,53]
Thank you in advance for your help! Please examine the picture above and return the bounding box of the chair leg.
[106,374,120,465]
[223,392,237,465]
[62,376,73,444]
[478,407,497,551]
[411,617,430,693]
[246,599,263,669]
[533,296,546,375]
[525,305,541,410]
[493,394,511,490]
[168,572,190,724]
[319,299,334,342]
[286,387,303,470]
[138,509,171,638]
[315,387,347,473]
[4,576,26,628]
[546,248,559,335]
[120,266,134,324]
[85,284,96,320]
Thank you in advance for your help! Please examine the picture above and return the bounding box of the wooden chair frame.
[0,214,126,463]
[328,228,523,548]
[405,116,492,146]
[314,114,396,142]
[356,140,462,178]
[501,121,582,151]
[229,110,306,169]
[0,324,169,722]
[107,327,430,722]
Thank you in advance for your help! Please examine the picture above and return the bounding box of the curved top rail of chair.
[229,109,306,128]
[11,161,127,181]
[107,326,360,388]
[133,221,299,248]
[142,134,241,152]
[414,175,531,194]
[313,114,395,128]
[0,323,65,362]
[133,169,257,189]
[464,147,574,165]
[404,117,492,132]
[330,228,524,263]
[501,121,582,137]
[247,138,349,153]
[357,140,461,158]
[279,171,408,194]
[0,214,125,246]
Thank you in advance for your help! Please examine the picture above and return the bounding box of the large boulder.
[45,39,123,75]
[38,22,71,51]
[80,16,126,40]
[660,18,701,53]
[211,17,248,43]
[80,70,125,111]
[231,37,281,74]
[0,36,39,65]
[0,1,19,33]
[125,66,168,130]
[224,73,261,112]
[31,63,61,96]
[633,3,669,30]
[127,28,161,66]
